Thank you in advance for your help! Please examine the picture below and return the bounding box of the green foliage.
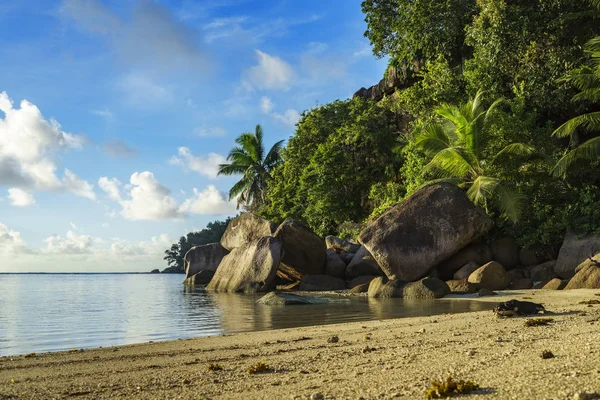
[259,97,400,236]
[463,0,596,120]
[367,181,406,220]
[361,0,477,67]
[414,91,533,223]
[552,37,600,178]
[218,125,283,211]
[163,218,232,273]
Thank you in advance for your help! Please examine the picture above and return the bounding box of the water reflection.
[0,274,495,356]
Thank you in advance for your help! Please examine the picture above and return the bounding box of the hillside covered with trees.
[248,0,600,257]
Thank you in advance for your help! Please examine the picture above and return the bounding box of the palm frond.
[413,124,452,155]
[552,112,600,138]
[264,139,285,170]
[254,125,265,162]
[217,163,248,176]
[494,184,526,224]
[551,136,600,178]
[467,176,499,207]
[491,143,535,163]
[423,147,475,180]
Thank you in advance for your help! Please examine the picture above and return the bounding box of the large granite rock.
[274,220,326,278]
[207,236,282,292]
[184,243,229,279]
[183,270,215,285]
[325,249,347,279]
[403,278,450,299]
[437,243,492,280]
[527,261,557,282]
[490,237,520,270]
[257,292,330,305]
[468,261,510,290]
[298,275,346,291]
[347,275,378,289]
[368,277,404,298]
[542,278,566,290]
[446,279,478,294]
[453,261,480,280]
[519,249,540,267]
[508,278,533,290]
[358,183,493,281]
[565,259,600,289]
[220,213,277,251]
[555,231,600,279]
[346,246,382,279]
[325,236,361,253]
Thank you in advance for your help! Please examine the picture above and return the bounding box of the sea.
[0,273,494,356]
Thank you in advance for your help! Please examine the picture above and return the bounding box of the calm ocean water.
[0,273,494,356]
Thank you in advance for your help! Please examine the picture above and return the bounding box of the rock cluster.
[178,182,600,300]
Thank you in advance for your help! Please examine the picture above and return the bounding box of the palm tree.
[218,125,284,210]
[414,90,533,223]
[551,36,600,178]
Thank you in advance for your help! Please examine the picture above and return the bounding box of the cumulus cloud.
[119,172,181,221]
[62,169,96,200]
[42,230,101,254]
[260,96,273,114]
[169,147,226,179]
[111,233,173,257]
[178,185,237,215]
[0,91,95,199]
[98,177,122,201]
[7,188,35,207]
[259,96,300,126]
[272,109,301,126]
[0,223,29,254]
[244,50,294,91]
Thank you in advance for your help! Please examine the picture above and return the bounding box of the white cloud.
[42,230,101,254]
[178,185,237,215]
[0,223,29,254]
[0,91,94,199]
[62,169,96,200]
[61,0,120,34]
[98,177,122,201]
[260,96,273,114]
[7,188,35,207]
[110,233,173,257]
[258,96,300,126]
[169,147,226,179]
[244,50,294,91]
[119,171,181,221]
[272,109,301,126]
[193,126,226,138]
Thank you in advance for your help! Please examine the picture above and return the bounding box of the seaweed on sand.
[425,377,480,398]
[524,318,554,327]
[247,361,273,375]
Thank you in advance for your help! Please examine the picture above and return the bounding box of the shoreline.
[2,289,600,399]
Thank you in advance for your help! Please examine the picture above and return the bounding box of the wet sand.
[2,289,600,399]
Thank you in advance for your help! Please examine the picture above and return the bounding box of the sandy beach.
[2,289,600,399]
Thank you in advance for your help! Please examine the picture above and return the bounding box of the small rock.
[327,335,339,343]
[541,350,555,359]
[418,328,426,333]
[467,349,476,356]
[310,393,324,400]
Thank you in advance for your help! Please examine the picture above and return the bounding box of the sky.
[0,0,387,272]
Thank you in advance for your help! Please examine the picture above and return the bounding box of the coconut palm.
[218,124,284,210]
[414,90,533,223]
[551,36,600,178]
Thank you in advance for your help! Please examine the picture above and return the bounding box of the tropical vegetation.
[184,0,600,265]
[217,124,283,211]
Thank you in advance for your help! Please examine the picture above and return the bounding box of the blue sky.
[0,0,387,272]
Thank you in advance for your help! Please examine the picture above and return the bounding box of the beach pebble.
[467,349,476,356]
[327,336,339,344]
[310,393,324,400]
